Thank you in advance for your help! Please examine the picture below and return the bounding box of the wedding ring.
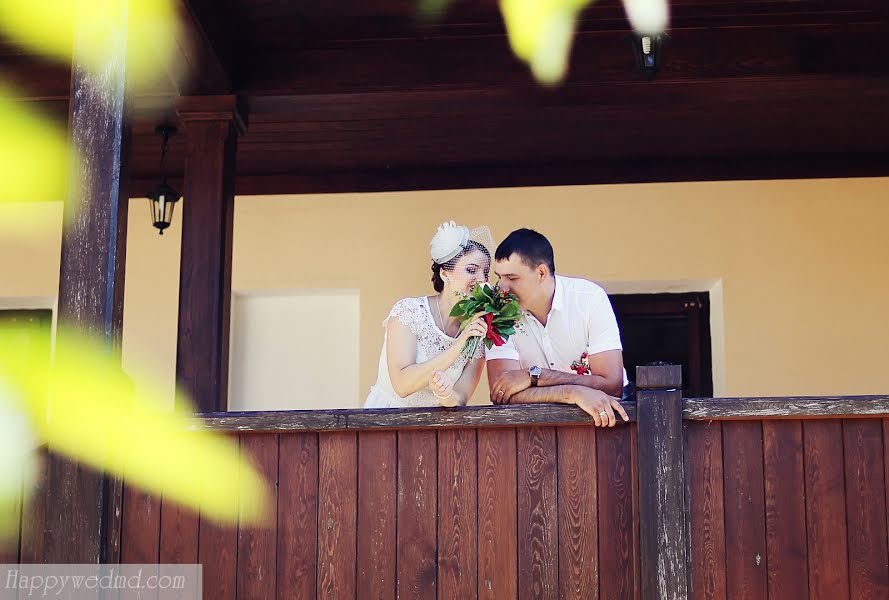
[599,410,608,418]
[497,390,504,396]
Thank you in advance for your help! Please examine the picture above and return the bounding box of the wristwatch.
[528,365,542,387]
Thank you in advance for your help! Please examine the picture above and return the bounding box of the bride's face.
[445,249,490,294]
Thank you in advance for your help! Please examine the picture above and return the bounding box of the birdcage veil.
[430,221,496,266]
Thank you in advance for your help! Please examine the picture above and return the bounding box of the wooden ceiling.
[3,0,888,193]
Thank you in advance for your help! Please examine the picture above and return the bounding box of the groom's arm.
[486,359,628,425]
[486,359,580,403]
[487,352,623,403]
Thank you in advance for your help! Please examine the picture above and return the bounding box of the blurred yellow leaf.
[500,0,589,85]
[0,0,179,91]
[0,329,270,528]
[499,0,669,85]
[0,89,71,204]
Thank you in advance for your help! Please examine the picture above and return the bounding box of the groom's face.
[493,254,540,308]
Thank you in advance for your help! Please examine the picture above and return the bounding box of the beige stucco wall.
[2,177,888,409]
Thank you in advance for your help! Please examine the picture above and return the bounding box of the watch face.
[530,366,542,377]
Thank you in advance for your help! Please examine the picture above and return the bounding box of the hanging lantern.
[146,125,181,235]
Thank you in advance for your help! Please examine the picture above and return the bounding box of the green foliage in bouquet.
[449,283,523,357]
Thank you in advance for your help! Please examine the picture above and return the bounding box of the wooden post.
[174,95,246,413]
[45,2,130,564]
[636,364,689,600]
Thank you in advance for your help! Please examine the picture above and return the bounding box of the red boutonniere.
[570,352,591,375]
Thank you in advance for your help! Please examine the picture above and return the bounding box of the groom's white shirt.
[486,275,629,386]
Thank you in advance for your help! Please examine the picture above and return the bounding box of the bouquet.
[449,283,523,358]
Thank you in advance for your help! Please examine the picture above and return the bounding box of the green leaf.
[500,303,520,316]
[449,302,470,318]
[493,314,519,324]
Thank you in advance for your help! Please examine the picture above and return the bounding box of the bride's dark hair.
[431,241,491,292]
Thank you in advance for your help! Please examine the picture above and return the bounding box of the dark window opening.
[609,293,713,397]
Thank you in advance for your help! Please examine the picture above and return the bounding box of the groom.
[486,228,630,427]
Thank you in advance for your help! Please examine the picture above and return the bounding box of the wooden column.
[45,2,131,564]
[636,364,689,600]
[174,96,246,413]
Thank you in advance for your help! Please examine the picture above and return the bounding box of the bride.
[364,221,495,408]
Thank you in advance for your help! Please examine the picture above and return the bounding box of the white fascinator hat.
[430,221,496,265]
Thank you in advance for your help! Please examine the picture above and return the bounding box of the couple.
[363,221,629,427]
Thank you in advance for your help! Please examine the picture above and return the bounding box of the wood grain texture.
[597,425,637,600]
[317,432,358,599]
[357,431,396,600]
[684,396,889,420]
[477,428,518,600]
[237,433,279,600]
[557,426,598,600]
[120,484,161,564]
[517,427,558,600]
[842,419,889,599]
[48,0,130,563]
[197,430,239,600]
[803,420,850,600]
[174,96,243,413]
[195,397,889,432]
[721,421,768,600]
[687,421,727,600]
[636,365,682,389]
[197,403,637,432]
[762,420,808,600]
[277,433,320,600]
[437,429,478,600]
[198,513,237,600]
[157,499,199,566]
[637,385,688,600]
[396,430,438,600]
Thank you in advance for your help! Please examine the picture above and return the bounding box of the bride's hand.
[430,371,458,406]
[457,312,488,345]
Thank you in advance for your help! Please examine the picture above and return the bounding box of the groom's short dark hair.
[496,228,555,275]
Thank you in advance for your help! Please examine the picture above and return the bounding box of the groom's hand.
[491,369,532,404]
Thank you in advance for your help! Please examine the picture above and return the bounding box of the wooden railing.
[6,366,889,599]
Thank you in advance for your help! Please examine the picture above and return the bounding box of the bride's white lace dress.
[364,296,480,408]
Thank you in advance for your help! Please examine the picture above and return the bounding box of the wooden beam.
[684,395,889,420]
[174,95,246,413]
[187,394,889,434]
[231,154,889,194]
[636,365,689,600]
[241,22,889,95]
[123,73,889,185]
[193,403,638,432]
[126,152,889,198]
[45,2,130,564]
[171,0,231,94]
